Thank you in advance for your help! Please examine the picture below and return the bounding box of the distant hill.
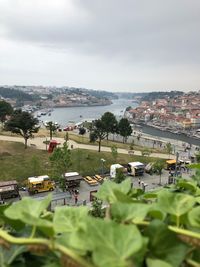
[0,87,34,101]
[141,91,184,101]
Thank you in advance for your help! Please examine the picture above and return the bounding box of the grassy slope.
[0,140,161,184]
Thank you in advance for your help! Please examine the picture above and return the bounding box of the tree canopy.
[89,119,107,152]
[0,100,13,123]
[118,118,132,143]
[101,112,118,139]
[5,110,39,148]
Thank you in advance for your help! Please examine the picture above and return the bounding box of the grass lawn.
[0,140,162,184]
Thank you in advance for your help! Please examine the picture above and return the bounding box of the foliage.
[118,118,132,143]
[89,199,105,218]
[0,100,13,123]
[111,145,118,162]
[141,148,151,157]
[4,110,39,148]
[79,127,86,136]
[46,121,58,140]
[195,151,200,163]
[101,112,117,139]
[89,119,107,152]
[0,179,200,267]
[114,168,126,184]
[152,160,165,185]
[129,140,134,150]
[166,142,173,156]
[49,142,71,190]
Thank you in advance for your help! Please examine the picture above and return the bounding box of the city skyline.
[0,0,200,92]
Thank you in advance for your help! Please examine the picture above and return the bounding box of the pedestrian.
[74,192,78,205]
[138,178,141,186]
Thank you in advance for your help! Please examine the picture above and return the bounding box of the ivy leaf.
[95,179,131,203]
[146,258,173,267]
[4,195,53,235]
[145,220,188,267]
[148,204,166,221]
[188,206,200,228]
[53,206,89,233]
[177,180,197,194]
[4,195,51,221]
[195,196,200,204]
[157,190,195,217]
[88,218,143,267]
[111,202,151,223]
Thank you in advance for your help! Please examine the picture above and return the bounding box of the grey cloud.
[1,0,200,64]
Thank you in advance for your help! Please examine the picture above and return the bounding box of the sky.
[0,0,200,92]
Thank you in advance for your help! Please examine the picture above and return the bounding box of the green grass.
[0,140,162,184]
[68,132,165,153]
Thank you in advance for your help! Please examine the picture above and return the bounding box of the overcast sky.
[0,0,200,92]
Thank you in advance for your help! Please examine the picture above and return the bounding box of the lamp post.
[175,151,179,182]
[101,158,106,176]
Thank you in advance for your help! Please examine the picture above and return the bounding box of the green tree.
[153,160,165,185]
[89,119,107,152]
[101,112,117,140]
[89,199,105,218]
[111,145,118,162]
[118,118,132,143]
[49,142,71,191]
[0,100,13,123]
[46,121,57,140]
[166,142,173,158]
[5,110,39,148]
[114,168,126,184]
[195,151,200,163]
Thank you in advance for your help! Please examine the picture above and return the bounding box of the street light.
[101,158,106,176]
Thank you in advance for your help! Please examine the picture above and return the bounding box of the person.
[74,192,78,205]
[138,178,141,186]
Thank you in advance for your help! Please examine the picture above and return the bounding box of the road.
[0,134,175,159]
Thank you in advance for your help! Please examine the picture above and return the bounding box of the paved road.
[0,135,175,159]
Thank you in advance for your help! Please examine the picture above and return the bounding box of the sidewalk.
[0,135,175,159]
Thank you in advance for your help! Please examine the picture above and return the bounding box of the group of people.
[68,188,79,205]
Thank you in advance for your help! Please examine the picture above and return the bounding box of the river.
[40,98,136,126]
[39,98,200,147]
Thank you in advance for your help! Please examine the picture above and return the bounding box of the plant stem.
[0,229,93,267]
[30,225,36,238]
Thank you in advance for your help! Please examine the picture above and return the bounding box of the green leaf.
[148,204,166,220]
[53,206,89,233]
[177,180,197,194]
[146,258,173,267]
[188,206,200,228]
[195,196,200,204]
[111,202,151,223]
[95,179,131,203]
[88,218,143,267]
[4,195,51,221]
[157,190,195,217]
[4,195,53,235]
[145,220,188,267]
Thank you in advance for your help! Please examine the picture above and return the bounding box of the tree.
[101,112,117,140]
[79,127,86,142]
[111,145,118,162]
[49,142,71,191]
[118,118,132,143]
[5,110,39,148]
[114,168,126,184]
[153,160,165,185]
[0,100,13,123]
[46,121,57,140]
[166,142,173,158]
[89,119,107,152]
[141,148,151,157]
